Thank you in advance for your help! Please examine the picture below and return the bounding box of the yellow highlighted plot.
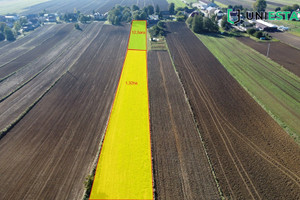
[90,20,153,200]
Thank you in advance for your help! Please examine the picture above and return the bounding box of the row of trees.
[278,4,300,12]
[0,22,15,41]
[149,21,165,37]
[107,4,160,25]
[60,12,92,23]
[247,28,267,39]
[186,14,219,33]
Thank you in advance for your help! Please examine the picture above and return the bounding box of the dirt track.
[237,37,300,77]
[0,24,129,199]
[166,22,300,199]
[148,51,220,199]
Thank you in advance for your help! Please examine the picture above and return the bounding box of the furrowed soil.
[0,24,73,79]
[0,24,129,199]
[237,37,300,77]
[166,22,300,199]
[148,50,220,199]
[270,32,300,50]
[0,23,103,136]
[23,0,169,14]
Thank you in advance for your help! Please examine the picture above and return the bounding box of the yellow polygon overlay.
[89,21,153,200]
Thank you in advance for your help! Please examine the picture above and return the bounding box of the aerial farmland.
[0,0,300,199]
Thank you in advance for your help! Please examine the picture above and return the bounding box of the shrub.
[254,30,263,38]
[74,23,81,30]
[247,28,256,35]
[4,27,15,41]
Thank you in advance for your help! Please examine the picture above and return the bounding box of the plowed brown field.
[23,0,169,14]
[237,37,300,77]
[0,24,129,199]
[0,24,73,79]
[166,22,300,199]
[270,32,300,50]
[148,51,220,199]
[0,23,105,139]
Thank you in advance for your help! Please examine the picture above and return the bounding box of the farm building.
[199,1,218,10]
[256,20,277,32]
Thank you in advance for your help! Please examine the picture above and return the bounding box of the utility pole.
[267,43,270,57]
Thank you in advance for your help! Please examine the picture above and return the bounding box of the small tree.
[14,21,21,32]
[74,23,81,30]
[155,5,160,14]
[253,0,267,12]
[275,7,281,11]
[78,14,90,23]
[19,18,28,26]
[132,5,139,11]
[0,22,6,32]
[147,5,154,15]
[292,4,299,11]
[149,25,164,37]
[140,11,148,20]
[203,17,218,32]
[192,15,203,33]
[247,28,256,35]
[282,5,293,12]
[4,27,15,41]
[132,11,140,20]
[221,15,231,31]
[254,30,263,38]
[169,3,175,15]
[84,175,94,199]
[113,16,120,25]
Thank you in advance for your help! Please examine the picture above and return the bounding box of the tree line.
[0,22,15,41]
[107,4,160,25]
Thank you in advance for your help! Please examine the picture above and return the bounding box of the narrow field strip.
[90,21,153,200]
